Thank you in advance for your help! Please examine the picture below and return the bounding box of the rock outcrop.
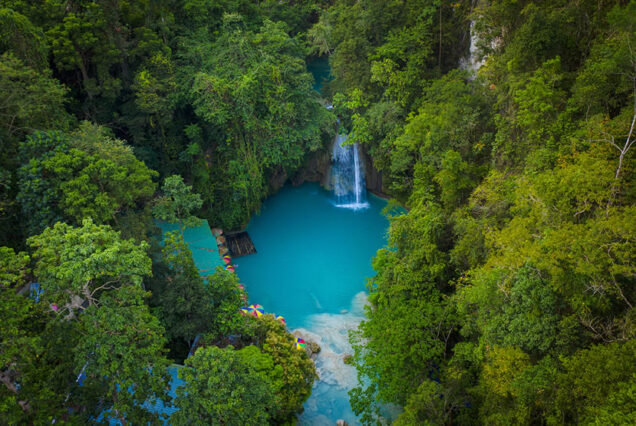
[291,147,332,188]
[359,144,386,197]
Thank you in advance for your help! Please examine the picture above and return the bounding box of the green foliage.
[477,345,532,424]
[204,268,248,344]
[350,201,455,420]
[152,175,203,229]
[173,345,275,425]
[31,0,174,120]
[75,286,170,424]
[17,124,157,236]
[0,246,80,423]
[0,8,47,70]
[1,245,169,424]
[320,1,636,424]
[323,0,471,104]
[395,365,474,426]
[384,70,492,201]
[148,230,211,360]
[1,0,636,423]
[465,266,560,357]
[0,247,34,415]
[253,315,317,422]
[434,150,475,212]
[133,53,177,118]
[235,344,284,410]
[28,219,151,316]
[308,14,333,56]
[180,15,335,228]
[148,231,246,361]
[0,52,70,141]
[0,52,70,184]
[555,340,636,424]
[0,246,29,286]
[570,2,636,115]
[16,131,69,235]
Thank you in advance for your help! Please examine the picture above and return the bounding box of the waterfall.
[331,132,369,210]
[460,20,485,78]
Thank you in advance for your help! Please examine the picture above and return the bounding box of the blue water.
[307,57,333,94]
[234,183,389,424]
[235,183,387,329]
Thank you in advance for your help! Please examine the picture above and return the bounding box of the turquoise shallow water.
[234,183,387,330]
[307,57,332,94]
[234,182,389,424]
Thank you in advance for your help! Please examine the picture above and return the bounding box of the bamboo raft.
[225,232,257,257]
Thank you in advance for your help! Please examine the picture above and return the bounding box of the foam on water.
[333,202,370,210]
[233,183,389,424]
[296,292,368,425]
[331,133,369,210]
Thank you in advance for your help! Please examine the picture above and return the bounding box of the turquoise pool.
[307,56,332,94]
[234,182,389,424]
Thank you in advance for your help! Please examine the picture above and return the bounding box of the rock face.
[268,165,288,193]
[269,146,331,192]
[292,331,322,359]
[271,132,387,198]
[291,147,332,187]
[307,341,321,356]
[337,420,349,426]
[359,144,386,197]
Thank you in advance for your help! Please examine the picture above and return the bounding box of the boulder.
[307,341,321,356]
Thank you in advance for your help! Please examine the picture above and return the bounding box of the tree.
[253,315,317,422]
[172,345,275,425]
[131,52,178,167]
[468,266,561,357]
[0,52,70,237]
[0,8,48,70]
[149,231,214,361]
[180,15,335,228]
[64,122,157,226]
[204,268,249,344]
[0,246,84,423]
[373,70,491,201]
[554,340,636,424]
[74,286,170,424]
[0,52,70,146]
[0,247,35,418]
[570,2,636,188]
[235,344,284,416]
[394,367,473,426]
[27,219,151,317]
[322,0,470,106]
[152,175,203,229]
[308,14,333,56]
[16,131,68,235]
[349,199,455,422]
[17,124,157,236]
[36,0,173,120]
[477,345,532,424]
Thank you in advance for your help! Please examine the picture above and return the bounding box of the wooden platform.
[225,232,257,257]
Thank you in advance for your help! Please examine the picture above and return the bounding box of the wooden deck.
[225,232,257,257]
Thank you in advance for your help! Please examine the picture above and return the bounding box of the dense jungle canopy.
[0,0,634,424]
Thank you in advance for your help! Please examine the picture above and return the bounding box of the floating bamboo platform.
[225,232,257,257]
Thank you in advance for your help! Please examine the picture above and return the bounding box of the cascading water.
[331,133,369,210]
[459,20,485,78]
